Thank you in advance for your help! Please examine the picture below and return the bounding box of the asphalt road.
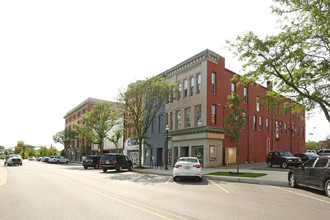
[1,161,330,220]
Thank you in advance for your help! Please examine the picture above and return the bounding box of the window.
[209,146,215,161]
[83,108,86,114]
[190,77,195,96]
[231,83,236,96]
[253,115,256,130]
[184,79,188,98]
[243,113,246,129]
[178,83,182,100]
[292,124,295,136]
[73,114,76,120]
[78,112,80,117]
[170,112,173,130]
[243,87,248,103]
[266,118,269,132]
[158,115,161,133]
[185,108,191,128]
[315,158,328,168]
[259,116,262,131]
[196,105,202,126]
[197,74,201,94]
[176,111,181,129]
[279,122,282,134]
[211,105,216,124]
[211,73,216,93]
[256,97,260,112]
[284,123,287,135]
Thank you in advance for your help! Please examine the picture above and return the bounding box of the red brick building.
[165,49,305,167]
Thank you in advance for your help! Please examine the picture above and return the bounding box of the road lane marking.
[166,177,172,184]
[70,180,188,220]
[268,185,330,204]
[207,179,230,194]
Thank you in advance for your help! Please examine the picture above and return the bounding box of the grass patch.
[207,172,267,178]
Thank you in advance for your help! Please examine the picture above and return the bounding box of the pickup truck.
[49,156,69,164]
[4,154,23,166]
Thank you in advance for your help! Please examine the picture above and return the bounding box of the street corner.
[0,167,8,186]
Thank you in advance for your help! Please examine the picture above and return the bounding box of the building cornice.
[166,126,225,136]
[63,97,115,118]
[163,49,222,78]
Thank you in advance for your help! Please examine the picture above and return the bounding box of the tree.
[305,140,319,150]
[74,102,120,155]
[118,76,175,167]
[108,127,124,152]
[227,0,329,122]
[224,93,245,174]
[53,129,78,150]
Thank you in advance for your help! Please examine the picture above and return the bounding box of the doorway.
[194,147,204,167]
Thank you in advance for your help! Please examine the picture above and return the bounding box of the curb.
[0,167,8,186]
[132,169,289,187]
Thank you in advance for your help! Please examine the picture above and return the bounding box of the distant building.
[64,97,124,161]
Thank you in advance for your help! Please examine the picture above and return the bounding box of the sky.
[1,0,329,151]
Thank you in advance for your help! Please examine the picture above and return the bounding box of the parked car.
[318,149,330,156]
[294,153,319,162]
[49,156,57,163]
[4,154,23,166]
[37,157,43,161]
[173,157,202,182]
[266,151,303,168]
[29,156,36,161]
[288,156,330,198]
[99,154,133,172]
[306,150,317,154]
[43,157,50,163]
[83,155,101,169]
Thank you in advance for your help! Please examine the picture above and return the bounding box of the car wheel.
[267,161,272,167]
[116,166,122,172]
[173,177,177,182]
[84,166,88,169]
[66,161,68,164]
[94,164,99,169]
[103,168,107,172]
[129,164,133,171]
[289,173,297,188]
[198,177,202,182]
[325,179,330,198]
[281,162,288,168]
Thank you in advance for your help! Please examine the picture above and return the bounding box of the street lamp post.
[165,125,169,170]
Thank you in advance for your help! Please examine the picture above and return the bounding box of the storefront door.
[194,147,204,167]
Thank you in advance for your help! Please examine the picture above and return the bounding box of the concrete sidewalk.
[133,163,289,187]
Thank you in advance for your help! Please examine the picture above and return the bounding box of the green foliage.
[305,140,319,150]
[74,102,120,155]
[108,127,124,149]
[228,0,330,123]
[53,129,78,150]
[118,75,176,167]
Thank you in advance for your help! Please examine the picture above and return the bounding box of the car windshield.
[178,158,198,163]
[280,151,294,157]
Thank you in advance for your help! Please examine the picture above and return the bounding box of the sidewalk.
[133,163,289,187]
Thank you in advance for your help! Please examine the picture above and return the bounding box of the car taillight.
[193,165,202,168]
[174,164,182,168]
[99,160,102,164]
[115,160,117,165]
[91,159,94,163]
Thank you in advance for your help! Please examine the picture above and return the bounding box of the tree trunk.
[236,141,240,174]
[138,140,142,168]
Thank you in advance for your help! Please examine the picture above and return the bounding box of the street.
[1,161,330,220]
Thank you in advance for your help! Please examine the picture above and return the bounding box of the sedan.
[173,157,202,182]
[294,153,319,162]
[288,157,330,197]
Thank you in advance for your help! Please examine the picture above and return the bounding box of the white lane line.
[269,185,330,204]
[166,177,172,184]
[207,178,230,194]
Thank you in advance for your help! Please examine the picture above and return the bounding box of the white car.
[173,157,202,182]
[49,156,69,164]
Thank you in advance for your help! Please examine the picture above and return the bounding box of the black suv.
[266,151,303,168]
[83,155,101,169]
[100,154,133,172]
